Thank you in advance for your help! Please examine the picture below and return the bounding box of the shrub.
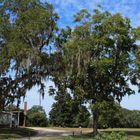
[94,132,127,140]
[63,132,127,140]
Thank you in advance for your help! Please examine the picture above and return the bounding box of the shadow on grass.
[101,129,140,137]
[123,130,140,137]
[0,127,37,139]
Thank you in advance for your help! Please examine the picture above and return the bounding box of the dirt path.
[16,127,73,140]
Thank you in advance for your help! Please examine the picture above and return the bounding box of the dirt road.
[16,127,73,140]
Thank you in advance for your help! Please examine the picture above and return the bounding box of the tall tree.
[62,8,136,135]
[0,0,59,109]
[49,85,90,127]
[49,89,74,127]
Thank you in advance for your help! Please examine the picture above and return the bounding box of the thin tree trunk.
[92,110,98,136]
[0,98,5,111]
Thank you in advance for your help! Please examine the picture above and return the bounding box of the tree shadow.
[125,130,140,137]
[0,127,37,139]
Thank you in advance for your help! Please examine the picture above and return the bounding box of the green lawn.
[0,127,37,139]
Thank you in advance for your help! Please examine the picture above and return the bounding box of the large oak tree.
[0,0,59,110]
[62,8,137,135]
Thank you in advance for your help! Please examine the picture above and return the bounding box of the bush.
[94,132,127,140]
[63,132,127,140]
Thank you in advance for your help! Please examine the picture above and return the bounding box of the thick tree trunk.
[92,100,99,136]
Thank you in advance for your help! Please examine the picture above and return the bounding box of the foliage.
[94,132,127,140]
[5,104,20,111]
[49,91,74,127]
[131,27,140,91]
[27,105,48,127]
[63,132,127,140]
[88,102,140,129]
[120,109,140,128]
[61,7,137,134]
[0,77,18,110]
[74,105,90,127]
[97,101,123,128]
[49,88,90,127]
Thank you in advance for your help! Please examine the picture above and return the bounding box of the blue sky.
[47,0,140,27]
[21,0,140,114]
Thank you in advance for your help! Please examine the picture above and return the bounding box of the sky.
[21,0,140,114]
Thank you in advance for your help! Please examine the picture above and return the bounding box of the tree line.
[6,103,140,129]
[0,0,140,135]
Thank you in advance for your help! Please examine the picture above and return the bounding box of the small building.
[0,111,24,128]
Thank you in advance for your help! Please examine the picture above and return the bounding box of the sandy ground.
[15,127,75,140]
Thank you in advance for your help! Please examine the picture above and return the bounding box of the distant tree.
[49,86,90,127]
[74,105,90,127]
[49,90,73,127]
[27,105,47,127]
[89,102,140,129]
[120,109,140,128]
[97,101,123,128]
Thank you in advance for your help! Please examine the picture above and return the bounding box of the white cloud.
[46,0,140,27]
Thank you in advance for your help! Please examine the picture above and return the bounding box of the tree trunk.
[0,98,5,111]
[92,100,99,136]
[92,110,98,136]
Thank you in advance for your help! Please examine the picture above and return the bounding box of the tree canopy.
[0,0,59,109]
[60,8,137,134]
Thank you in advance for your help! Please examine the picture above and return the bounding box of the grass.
[63,128,140,140]
[100,128,140,140]
[20,128,140,140]
[0,127,37,139]
[46,128,140,140]
[0,127,140,140]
